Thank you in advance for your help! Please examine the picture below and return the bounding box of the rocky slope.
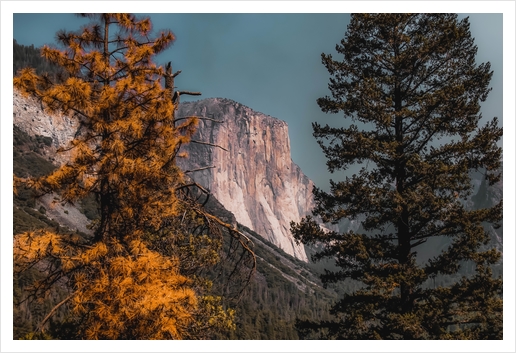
[13,91,93,236]
[13,90,79,165]
[177,98,314,261]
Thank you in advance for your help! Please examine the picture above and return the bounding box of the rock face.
[13,90,79,165]
[177,98,313,261]
[13,91,314,261]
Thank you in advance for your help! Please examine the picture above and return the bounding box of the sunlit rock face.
[177,98,314,262]
[13,90,313,261]
[13,90,78,164]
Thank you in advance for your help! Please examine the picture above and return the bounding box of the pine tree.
[291,14,502,339]
[13,13,254,340]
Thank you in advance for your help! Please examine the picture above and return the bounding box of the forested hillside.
[13,40,63,80]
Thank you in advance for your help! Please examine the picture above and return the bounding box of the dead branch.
[174,116,224,124]
[202,212,254,249]
[177,90,202,97]
[172,90,202,105]
[36,292,75,334]
[190,140,228,152]
[198,116,223,123]
[184,166,216,174]
[176,182,210,195]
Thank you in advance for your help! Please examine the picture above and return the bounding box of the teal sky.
[13,13,503,190]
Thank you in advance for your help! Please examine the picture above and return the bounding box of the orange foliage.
[13,13,191,243]
[13,13,244,339]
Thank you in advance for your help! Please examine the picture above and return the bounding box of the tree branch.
[184,166,216,174]
[190,140,228,152]
[36,292,75,334]
[177,90,201,96]
[202,212,255,257]
[176,182,210,195]
[174,116,224,124]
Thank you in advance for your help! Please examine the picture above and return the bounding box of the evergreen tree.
[13,13,254,340]
[291,14,502,339]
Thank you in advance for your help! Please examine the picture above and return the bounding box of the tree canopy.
[291,13,503,339]
[13,13,255,340]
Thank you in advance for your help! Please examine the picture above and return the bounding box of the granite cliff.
[13,91,315,261]
[177,98,313,261]
[13,90,79,165]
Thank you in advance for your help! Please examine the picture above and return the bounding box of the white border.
[2,1,514,352]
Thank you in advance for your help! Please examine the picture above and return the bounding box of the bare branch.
[190,140,228,152]
[176,182,210,195]
[184,166,216,174]
[175,116,224,124]
[203,212,254,247]
[36,292,75,334]
[177,90,201,96]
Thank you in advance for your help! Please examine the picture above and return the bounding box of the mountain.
[471,169,503,268]
[176,98,315,262]
[13,92,317,262]
[13,89,342,339]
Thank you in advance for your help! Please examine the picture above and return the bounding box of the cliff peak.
[13,89,313,262]
[177,99,313,261]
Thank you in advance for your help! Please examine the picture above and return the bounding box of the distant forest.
[13,39,63,80]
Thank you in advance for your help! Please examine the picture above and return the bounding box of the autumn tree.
[291,14,502,339]
[13,13,254,339]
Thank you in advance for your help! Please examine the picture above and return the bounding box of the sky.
[3,2,515,352]
[11,11,504,191]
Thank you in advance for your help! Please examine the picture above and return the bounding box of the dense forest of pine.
[13,40,63,80]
